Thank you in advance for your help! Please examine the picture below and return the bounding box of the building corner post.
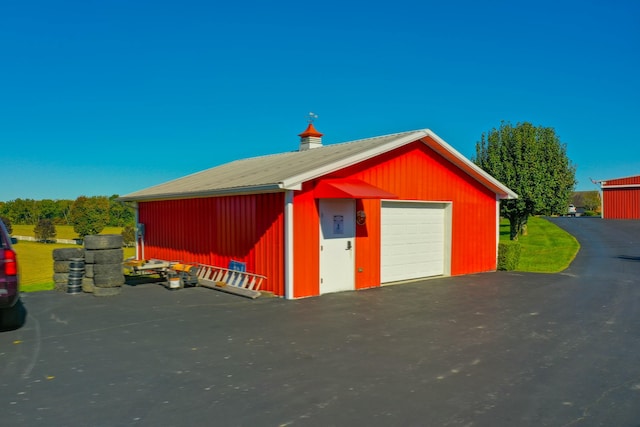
[495,196,501,269]
[284,191,295,299]
[129,202,141,260]
[598,182,605,219]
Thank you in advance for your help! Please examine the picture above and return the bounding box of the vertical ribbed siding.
[292,182,320,297]
[602,176,640,219]
[254,193,285,296]
[355,198,381,289]
[605,176,640,186]
[138,193,285,295]
[603,188,640,219]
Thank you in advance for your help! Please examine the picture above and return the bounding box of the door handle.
[346,241,352,250]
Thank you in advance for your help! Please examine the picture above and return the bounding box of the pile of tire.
[84,234,124,297]
[52,248,85,292]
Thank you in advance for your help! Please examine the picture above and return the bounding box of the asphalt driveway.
[1,217,640,426]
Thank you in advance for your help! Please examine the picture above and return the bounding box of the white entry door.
[319,199,355,294]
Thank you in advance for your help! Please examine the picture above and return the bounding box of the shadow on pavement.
[0,299,27,332]
[617,255,640,261]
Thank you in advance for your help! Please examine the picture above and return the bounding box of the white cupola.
[298,121,323,151]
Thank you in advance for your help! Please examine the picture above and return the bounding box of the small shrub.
[34,218,57,242]
[121,225,135,247]
[498,241,521,271]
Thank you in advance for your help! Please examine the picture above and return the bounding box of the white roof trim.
[601,183,640,189]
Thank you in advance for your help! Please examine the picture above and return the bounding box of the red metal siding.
[602,175,640,219]
[603,188,640,219]
[138,193,285,295]
[292,183,321,298]
[604,175,640,186]
[355,198,382,289]
[254,195,285,296]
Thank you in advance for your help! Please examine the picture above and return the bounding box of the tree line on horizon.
[0,195,135,239]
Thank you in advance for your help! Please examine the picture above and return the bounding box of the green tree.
[55,199,74,225]
[34,218,57,242]
[474,121,576,240]
[108,195,135,227]
[38,199,60,221]
[70,196,110,237]
[5,198,39,224]
[583,191,601,212]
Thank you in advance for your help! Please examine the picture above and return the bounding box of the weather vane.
[307,112,318,123]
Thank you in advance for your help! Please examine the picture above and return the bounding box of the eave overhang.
[314,178,398,199]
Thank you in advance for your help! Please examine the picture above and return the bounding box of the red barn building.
[596,175,640,219]
[120,126,517,299]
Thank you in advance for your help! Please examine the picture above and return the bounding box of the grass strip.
[12,224,126,240]
[500,216,579,273]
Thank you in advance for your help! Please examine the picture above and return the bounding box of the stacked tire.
[84,234,124,297]
[52,248,85,292]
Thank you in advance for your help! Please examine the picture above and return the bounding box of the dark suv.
[0,220,21,329]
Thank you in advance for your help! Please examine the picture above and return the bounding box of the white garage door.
[381,201,447,283]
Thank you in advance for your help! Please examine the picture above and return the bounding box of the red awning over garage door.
[314,178,398,199]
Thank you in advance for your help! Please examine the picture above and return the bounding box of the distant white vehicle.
[568,204,577,217]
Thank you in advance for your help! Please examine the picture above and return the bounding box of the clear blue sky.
[2,0,639,201]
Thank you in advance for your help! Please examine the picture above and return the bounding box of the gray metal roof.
[119,129,517,202]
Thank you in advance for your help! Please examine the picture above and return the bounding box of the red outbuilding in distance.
[594,175,640,219]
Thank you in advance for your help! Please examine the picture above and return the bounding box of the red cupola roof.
[298,123,324,138]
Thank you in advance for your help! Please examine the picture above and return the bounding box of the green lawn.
[500,216,579,272]
[12,225,135,292]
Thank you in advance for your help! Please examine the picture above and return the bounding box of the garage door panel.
[381,201,446,283]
